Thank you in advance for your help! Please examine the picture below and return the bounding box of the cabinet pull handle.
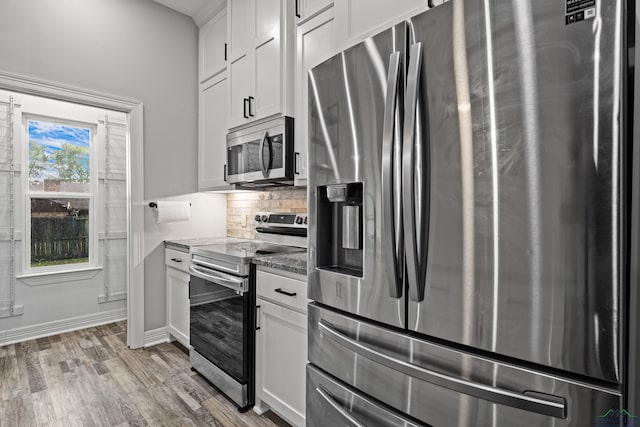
[295,0,300,18]
[256,305,261,330]
[248,96,255,117]
[171,258,183,263]
[243,98,249,118]
[224,43,227,61]
[294,152,300,175]
[223,164,227,182]
[275,288,297,297]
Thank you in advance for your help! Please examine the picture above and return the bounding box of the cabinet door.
[296,0,333,22]
[167,267,190,348]
[295,7,336,185]
[256,299,307,426]
[253,35,281,120]
[200,12,227,83]
[335,0,428,48]
[228,0,254,61]
[199,74,231,190]
[228,53,252,129]
[252,0,282,120]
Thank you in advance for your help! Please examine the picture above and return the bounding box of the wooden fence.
[30,217,88,262]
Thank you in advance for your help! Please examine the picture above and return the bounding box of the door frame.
[0,70,145,349]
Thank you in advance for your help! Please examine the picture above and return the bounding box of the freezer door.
[308,304,622,427]
[308,23,407,328]
[307,365,423,427]
[406,0,623,382]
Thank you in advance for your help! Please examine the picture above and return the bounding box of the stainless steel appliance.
[189,213,306,411]
[307,0,634,425]
[226,116,295,188]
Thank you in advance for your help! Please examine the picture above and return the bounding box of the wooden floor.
[0,321,290,427]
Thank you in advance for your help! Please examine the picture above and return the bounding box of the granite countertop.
[252,251,308,276]
[165,237,244,252]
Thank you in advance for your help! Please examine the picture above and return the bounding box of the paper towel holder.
[148,202,191,208]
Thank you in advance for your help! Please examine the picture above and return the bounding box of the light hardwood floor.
[0,321,290,427]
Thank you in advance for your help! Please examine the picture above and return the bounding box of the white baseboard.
[144,327,169,347]
[0,307,126,346]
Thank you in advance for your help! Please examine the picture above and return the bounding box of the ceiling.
[152,0,225,25]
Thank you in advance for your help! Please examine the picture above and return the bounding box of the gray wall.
[0,0,198,199]
[0,0,226,334]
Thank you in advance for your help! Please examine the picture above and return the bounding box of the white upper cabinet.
[229,0,254,61]
[227,0,295,130]
[200,11,227,83]
[335,0,430,49]
[199,9,232,191]
[294,6,336,185]
[199,74,230,190]
[295,0,333,23]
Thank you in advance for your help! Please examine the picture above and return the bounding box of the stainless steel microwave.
[225,116,294,188]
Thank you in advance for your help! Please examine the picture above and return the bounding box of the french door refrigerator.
[307,0,632,426]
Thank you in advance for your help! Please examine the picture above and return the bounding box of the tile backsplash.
[227,187,307,239]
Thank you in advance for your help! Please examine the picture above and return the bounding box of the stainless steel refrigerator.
[307,0,633,425]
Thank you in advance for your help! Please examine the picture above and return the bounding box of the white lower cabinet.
[255,269,308,426]
[166,248,190,348]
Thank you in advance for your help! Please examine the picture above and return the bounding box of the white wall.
[144,192,226,330]
[0,0,226,334]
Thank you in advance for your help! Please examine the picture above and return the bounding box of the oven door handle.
[189,265,248,293]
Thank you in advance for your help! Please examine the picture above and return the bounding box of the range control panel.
[254,212,308,228]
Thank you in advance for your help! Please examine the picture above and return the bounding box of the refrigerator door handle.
[402,42,425,302]
[381,51,403,298]
[316,386,367,427]
[318,320,567,419]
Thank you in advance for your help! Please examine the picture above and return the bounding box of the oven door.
[189,265,251,384]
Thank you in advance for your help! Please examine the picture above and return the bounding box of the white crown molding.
[194,0,225,27]
[0,307,126,346]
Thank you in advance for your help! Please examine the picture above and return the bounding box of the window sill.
[17,266,103,286]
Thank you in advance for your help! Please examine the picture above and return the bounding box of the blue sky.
[28,120,90,180]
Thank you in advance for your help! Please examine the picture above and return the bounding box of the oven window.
[189,276,249,382]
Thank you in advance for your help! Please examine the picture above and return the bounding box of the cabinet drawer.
[165,248,190,273]
[256,269,310,313]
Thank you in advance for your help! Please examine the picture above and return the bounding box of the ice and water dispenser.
[316,183,363,277]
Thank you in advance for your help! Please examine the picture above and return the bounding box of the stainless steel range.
[188,212,307,411]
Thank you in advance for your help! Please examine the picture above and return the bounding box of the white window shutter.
[102,114,127,302]
[0,97,16,317]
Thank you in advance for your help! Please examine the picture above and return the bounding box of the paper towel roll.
[153,201,191,223]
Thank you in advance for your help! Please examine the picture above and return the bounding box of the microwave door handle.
[402,42,425,302]
[259,131,271,178]
[318,320,567,419]
[189,265,247,292]
[381,51,403,298]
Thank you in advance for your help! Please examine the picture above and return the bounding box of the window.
[25,117,96,271]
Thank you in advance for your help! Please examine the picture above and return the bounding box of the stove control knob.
[254,215,261,222]
[261,215,269,222]
[295,216,303,224]
[303,216,308,225]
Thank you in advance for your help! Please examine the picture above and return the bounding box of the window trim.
[21,114,99,275]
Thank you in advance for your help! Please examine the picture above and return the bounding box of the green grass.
[31,257,89,268]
